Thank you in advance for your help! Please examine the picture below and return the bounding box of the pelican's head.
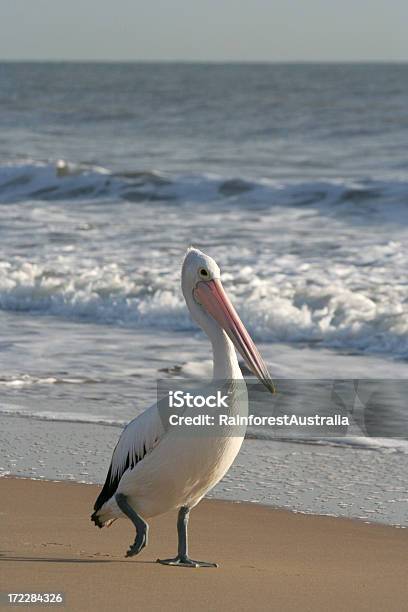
[182,247,275,393]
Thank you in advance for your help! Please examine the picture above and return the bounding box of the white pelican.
[91,247,274,567]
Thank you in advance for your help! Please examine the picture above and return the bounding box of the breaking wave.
[0,257,407,359]
[0,160,408,216]
[0,160,407,359]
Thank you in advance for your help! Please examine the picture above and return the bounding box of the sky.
[1,0,407,62]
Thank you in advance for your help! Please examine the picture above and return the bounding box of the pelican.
[91,247,274,567]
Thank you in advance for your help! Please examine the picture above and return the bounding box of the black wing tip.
[91,510,104,528]
[92,448,141,525]
[92,464,118,515]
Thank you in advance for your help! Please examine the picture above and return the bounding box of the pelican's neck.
[209,325,242,381]
[184,289,242,381]
[210,326,248,420]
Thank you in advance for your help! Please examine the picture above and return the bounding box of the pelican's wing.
[93,403,165,513]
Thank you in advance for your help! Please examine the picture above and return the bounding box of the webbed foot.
[115,493,149,559]
[157,555,217,568]
[126,526,149,557]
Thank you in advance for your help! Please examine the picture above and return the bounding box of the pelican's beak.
[194,279,275,393]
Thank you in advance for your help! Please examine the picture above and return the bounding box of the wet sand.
[1,478,407,611]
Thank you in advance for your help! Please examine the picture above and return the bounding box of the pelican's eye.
[199,268,209,279]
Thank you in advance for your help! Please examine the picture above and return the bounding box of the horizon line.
[1,58,408,65]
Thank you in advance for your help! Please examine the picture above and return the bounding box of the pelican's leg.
[115,493,149,558]
[157,506,218,568]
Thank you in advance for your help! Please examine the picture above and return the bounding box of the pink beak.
[194,279,275,393]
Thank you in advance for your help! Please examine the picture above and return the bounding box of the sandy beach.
[0,478,407,612]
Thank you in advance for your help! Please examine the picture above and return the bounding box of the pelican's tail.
[92,460,125,528]
[91,496,121,528]
[91,509,105,528]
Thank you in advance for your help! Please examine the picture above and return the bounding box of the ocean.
[0,62,407,525]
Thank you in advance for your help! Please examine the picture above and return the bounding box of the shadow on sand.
[0,552,155,564]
